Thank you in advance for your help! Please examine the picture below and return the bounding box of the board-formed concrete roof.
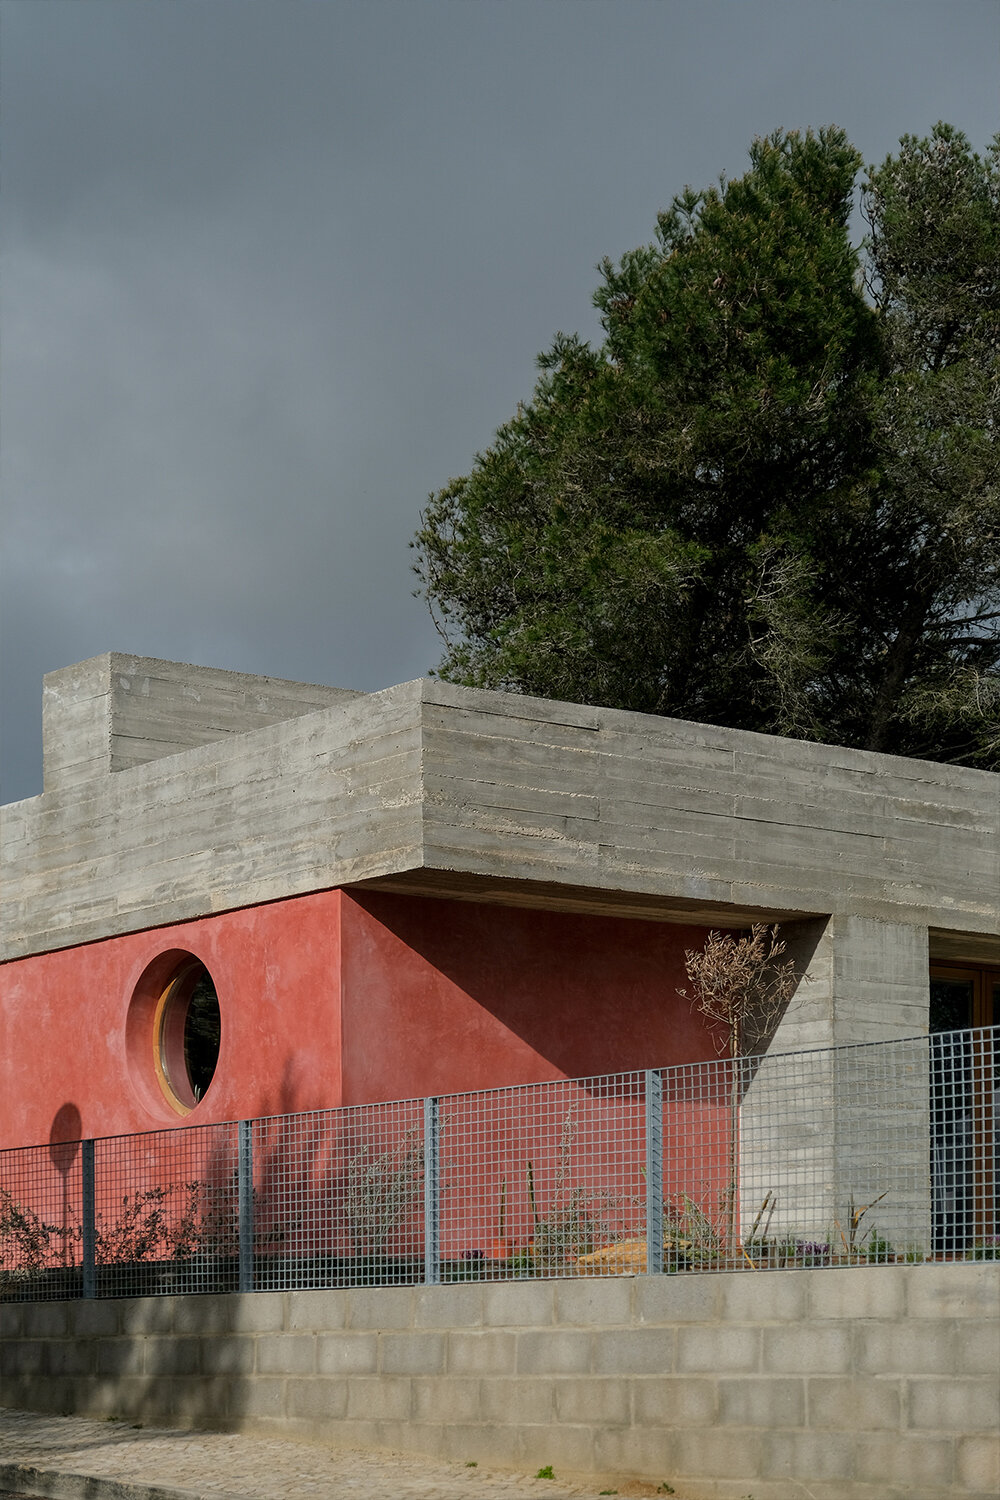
[2,653,998,963]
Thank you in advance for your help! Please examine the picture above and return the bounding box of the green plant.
[971,1237,1000,1261]
[525,1112,609,1269]
[865,1232,895,1264]
[663,1192,724,1269]
[345,1128,424,1257]
[0,1188,65,1275]
[536,1466,555,1480]
[833,1191,889,1261]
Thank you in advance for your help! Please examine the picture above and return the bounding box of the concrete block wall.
[1,1265,996,1500]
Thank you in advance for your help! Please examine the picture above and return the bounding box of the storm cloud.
[2,0,997,800]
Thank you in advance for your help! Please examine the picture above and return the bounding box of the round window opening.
[154,959,221,1112]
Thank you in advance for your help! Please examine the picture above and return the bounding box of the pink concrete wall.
[339,891,718,1102]
[0,891,344,1150]
[0,887,719,1154]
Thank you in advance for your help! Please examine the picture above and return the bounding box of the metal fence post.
[645,1069,663,1275]
[238,1120,255,1293]
[423,1096,440,1285]
[81,1138,96,1299]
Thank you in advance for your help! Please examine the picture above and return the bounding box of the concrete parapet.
[1,1263,997,1499]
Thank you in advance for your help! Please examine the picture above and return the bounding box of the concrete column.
[739,917,932,1253]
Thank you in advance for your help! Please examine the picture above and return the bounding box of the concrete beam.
[4,662,998,962]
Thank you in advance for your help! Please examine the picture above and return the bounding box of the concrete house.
[2,651,997,1162]
[3,654,1000,1500]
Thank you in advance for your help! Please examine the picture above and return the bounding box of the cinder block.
[345,1374,412,1420]
[172,1294,235,1335]
[26,1302,71,1338]
[0,1338,42,1376]
[634,1273,719,1324]
[856,1320,956,1375]
[326,1416,380,1451]
[761,1429,855,1481]
[762,1324,851,1374]
[45,1340,95,1376]
[959,1319,1000,1375]
[201,1335,256,1376]
[593,1424,676,1478]
[907,1376,1000,1433]
[287,1287,348,1332]
[123,1297,176,1336]
[807,1376,900,1431]
[413,1283,484,1328]
[522,1422,595,1473]
[516,1329,592,1375]
[671,1426,763,1480]
[957,1435,1000,1494]
[0,1304,23,1338]
[717,1376,803,1428]
[71,1300,120,1337]
[677,1325,759,1375]
[553,1278,632,1327]
[719,1272,806,1324]
[855,1431,956,1488]
[482,1280,556,1328]
[286,1376,349,1421]
[239,1376,286,1419]
[807,1267,905,1320]
[255,1333,315,1375]
[232,1292,286,1333]
[142,1336,202,1377]
[906,1266,1000,1321]
[593,1326,674,1375]
[96,1338,147,1377]
[411,1375,483,1423]
[633,1375,717,1426]
[380,1331,446,1375]
[554,1377,630,1425]
[316,1332,378,1375]
[346,1285,414,1330]
[448,1330,516,1375]
[447,1420,522,1468]
[170,1375,232,1424]
[479,1376,555,1427]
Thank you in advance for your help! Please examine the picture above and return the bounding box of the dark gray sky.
[2,0,997,802]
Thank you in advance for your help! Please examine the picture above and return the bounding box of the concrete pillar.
[739,916,932,1254]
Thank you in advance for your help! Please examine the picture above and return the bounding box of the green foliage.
[415,126,999,768]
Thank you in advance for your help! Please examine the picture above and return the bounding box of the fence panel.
[251,1096,425,1290]
[2,1027,997,1302]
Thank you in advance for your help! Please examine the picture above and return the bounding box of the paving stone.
[0,1407,606,1500]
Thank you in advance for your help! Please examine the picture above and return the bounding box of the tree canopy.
[414,125,1000,768]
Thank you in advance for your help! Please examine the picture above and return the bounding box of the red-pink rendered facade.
[0,887,718,1151]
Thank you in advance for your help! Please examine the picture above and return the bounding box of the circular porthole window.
[127,951,223,1117]
[155,960,221,1110]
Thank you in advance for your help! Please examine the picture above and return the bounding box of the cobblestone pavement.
[0,1410,641,1500]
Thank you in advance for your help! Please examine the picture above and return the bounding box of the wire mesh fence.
[2,1027,996,1300]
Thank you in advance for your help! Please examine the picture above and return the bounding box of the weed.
[345,1127,424,1257]
[465,1460,478,1467]
[535,1465,555,1479]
